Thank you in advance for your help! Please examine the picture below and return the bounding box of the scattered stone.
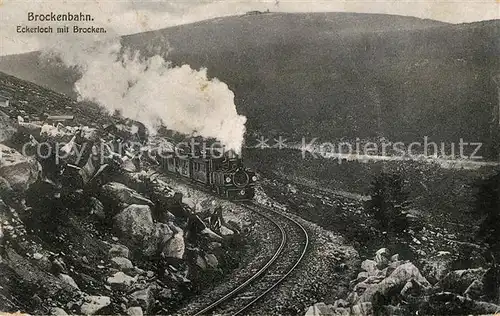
[374,248,390,269]
[360,262,431,302]
[220,225,234,236]
[361,259,378,276]
[350,272,368,287]
[101,182,153,210]
[201,227,223,241]
[205,253,219,269]
[156,222,174,246]
[168,222,183,235]
[109,244,130,259]
[33,253,43,260]
[162,232,185,259]
[50,307,68,315]
[351,302,373,315]
[111,257,134,271]
[196,255,207,270]
[208,242,222,250]
[426,292,500,315]
[127,307,143,316]
[390,254,399,262]
[333,299,349,309]
[435,268,487,294]
[304,302,334,316]
[89,197,105,219]
[375,248,390,257]
[80,295,111,315]
[58,273,80,290]
[422,251,454,284]
[107,272,136,290]
[129,287,154,311]
[114,204,158,256]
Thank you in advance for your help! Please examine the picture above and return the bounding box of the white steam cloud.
[47,40,247,153]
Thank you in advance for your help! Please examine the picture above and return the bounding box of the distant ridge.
[0,13,498,153]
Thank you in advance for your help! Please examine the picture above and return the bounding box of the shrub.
[475,170,500,253]
[366,171,410,234]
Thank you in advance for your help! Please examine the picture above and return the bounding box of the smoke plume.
[47,39,247,153]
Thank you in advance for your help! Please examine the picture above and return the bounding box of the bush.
[475,170,500,253]
[366,171,410,234]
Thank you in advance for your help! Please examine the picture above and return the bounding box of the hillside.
[0,12,498,153]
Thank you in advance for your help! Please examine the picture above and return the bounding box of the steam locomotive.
[157,146,256,200]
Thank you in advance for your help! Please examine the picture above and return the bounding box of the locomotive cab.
[157,139,256,200]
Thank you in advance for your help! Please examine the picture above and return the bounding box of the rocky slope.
[0,72,252,315]
[306,247,500,315]
[0,70,360,315]
[0,141,250,315]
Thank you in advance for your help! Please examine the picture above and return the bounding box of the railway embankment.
[0,122,359,315]
[0,139,250,314]
[0,71,359,315]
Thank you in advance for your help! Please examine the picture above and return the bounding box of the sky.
[1,0,499,56]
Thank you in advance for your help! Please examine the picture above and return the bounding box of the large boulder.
[108,244,130,259]
[359,262,431,302]
[0,144,39,191]
[111,257,134,271]
[129,287,154,312]
[58,273,80,290]
[113,204,158,256]
[80,295,111,315]
[161,232,185,259]
[361,259,379,276]
[127,307,144,316]
[106,271,136,290]
[304,302,335,315]
[101,182,153,213]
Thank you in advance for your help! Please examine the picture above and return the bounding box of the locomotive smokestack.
[225,149,239,159]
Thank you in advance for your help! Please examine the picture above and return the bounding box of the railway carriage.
[158,146,256,200]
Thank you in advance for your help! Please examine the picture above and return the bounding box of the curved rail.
[193,202,310,316]
[193,205,288,316]
[233,203,310,315]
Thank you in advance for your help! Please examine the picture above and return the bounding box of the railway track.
[193,202,309,316]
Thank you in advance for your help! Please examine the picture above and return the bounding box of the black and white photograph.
[0,0,499,315]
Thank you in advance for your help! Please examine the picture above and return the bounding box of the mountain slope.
[0,12,498,151]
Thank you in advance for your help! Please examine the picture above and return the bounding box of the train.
[157,146,257,200]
